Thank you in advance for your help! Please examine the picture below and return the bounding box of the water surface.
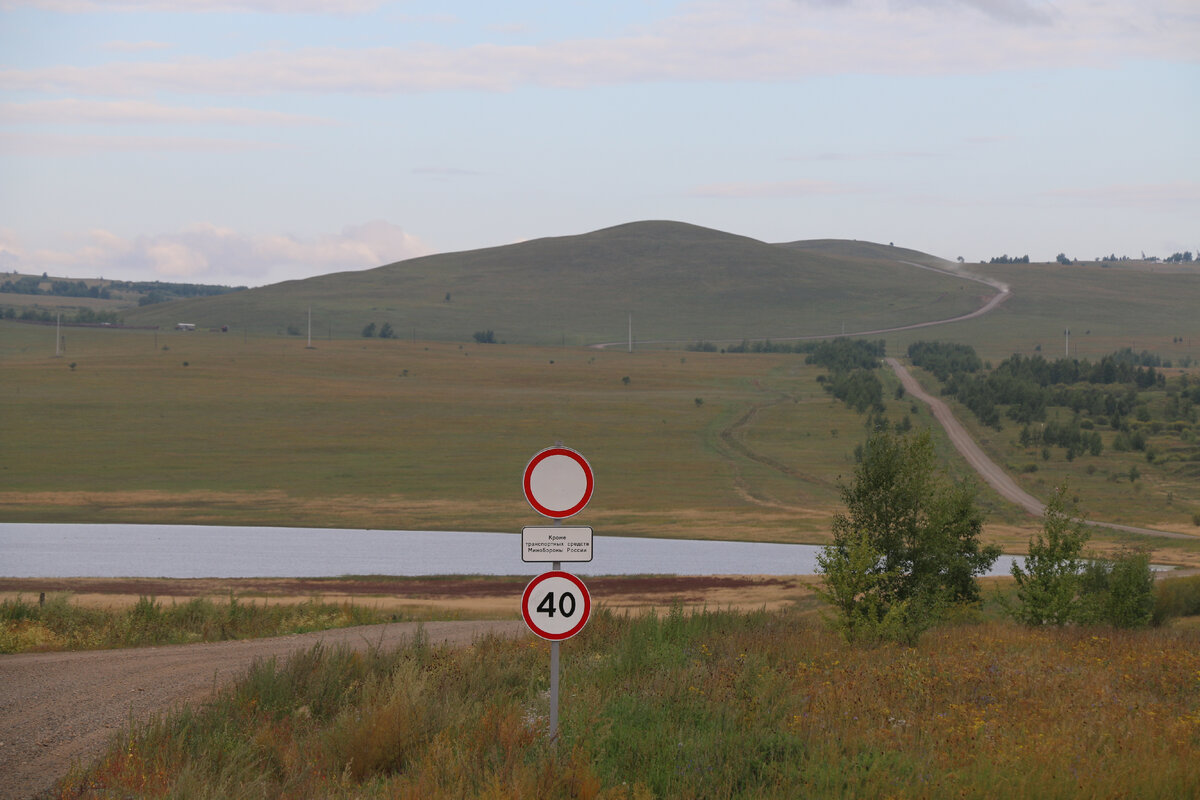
[0,523,1031,578]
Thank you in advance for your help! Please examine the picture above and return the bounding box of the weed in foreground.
[58,607,1200,799]
[0,593,399,653]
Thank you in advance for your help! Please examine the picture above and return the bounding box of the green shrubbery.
[817,429,999,645]
[1005,486,1157,628]
[0,594,394,653]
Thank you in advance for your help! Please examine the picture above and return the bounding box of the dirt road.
[0,620,527,800]
[591,260,1010,349]
[888,357,1192,540]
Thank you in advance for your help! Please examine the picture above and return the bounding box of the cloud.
[1,1,1193,97]
[100,40,174,53]
[690,179,856,198]
[411,166,483,178]
[883,0,1055,26]
[1041,182,1200,208]
[0,99,331,125]
[1,1,382,12]
[0,130,282,154]
[11,221,433,286]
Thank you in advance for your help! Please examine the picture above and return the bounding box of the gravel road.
[887,357,1192,540]
[0,620,527,800]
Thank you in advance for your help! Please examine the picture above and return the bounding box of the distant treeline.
[3,307,122,324]
[0,275,245,305]
[807,339,888,413]
[686,337,887,412]
[908,341,1199,431]
[116,280,246,306]
[1,277,111,299]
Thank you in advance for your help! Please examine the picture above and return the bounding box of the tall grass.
[59,607,1200,799]
[0,594,395,653]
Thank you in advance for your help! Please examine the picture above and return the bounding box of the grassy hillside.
[120,222,981,345]
[1,320,910,540]
[882,260,1200,364]
[776,238,955,270]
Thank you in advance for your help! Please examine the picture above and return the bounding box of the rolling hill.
[122,221,985,345]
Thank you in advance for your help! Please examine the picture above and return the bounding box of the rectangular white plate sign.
[522,526,593,562]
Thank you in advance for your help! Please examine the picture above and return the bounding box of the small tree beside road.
[817,429,999,644]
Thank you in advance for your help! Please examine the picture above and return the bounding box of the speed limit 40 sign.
[521,570,591,641]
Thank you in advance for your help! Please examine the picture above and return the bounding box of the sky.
[0,0,1197,287]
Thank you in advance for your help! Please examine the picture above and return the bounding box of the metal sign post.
[521,446,594,742]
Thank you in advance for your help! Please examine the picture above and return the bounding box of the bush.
[1079,549,1155,628]
[1152,575,1200,625]
[1007,486,1090,626]
[817,430,998,645]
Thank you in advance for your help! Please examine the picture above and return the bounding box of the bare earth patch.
[0,574,818,619]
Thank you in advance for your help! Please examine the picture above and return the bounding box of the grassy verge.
[59,602,1200,799]
[0,594,400,653]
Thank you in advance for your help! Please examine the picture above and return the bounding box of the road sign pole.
[551,543,560,742]
[549,639,560,741]
[522,446,593,744]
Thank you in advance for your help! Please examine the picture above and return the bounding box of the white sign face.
[523,447,594,519]
[522,526,593,562]
[522,571,591,640]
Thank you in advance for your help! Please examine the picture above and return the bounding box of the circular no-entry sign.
[522,447,594,519]
[521,570,591,641]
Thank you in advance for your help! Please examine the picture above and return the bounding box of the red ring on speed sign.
[522,571,591,641]
[522,447,594,519]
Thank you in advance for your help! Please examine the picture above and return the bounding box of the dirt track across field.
[0,620,527,800]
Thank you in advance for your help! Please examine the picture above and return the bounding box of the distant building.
[175,323,196,331]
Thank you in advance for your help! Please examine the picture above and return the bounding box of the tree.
[378,322,395,339]
[361,322,376,338]
[1007,486,1089,625]
[817,429,999,644]
[473,330,495,344]
[1079,548,1155,628]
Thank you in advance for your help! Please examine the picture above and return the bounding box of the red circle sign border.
[522,447,594,519]
[521,570,592,641]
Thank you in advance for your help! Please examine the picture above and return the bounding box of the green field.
[4,224,1199,559]
[881,260,1200,364]
[1,320,903,541]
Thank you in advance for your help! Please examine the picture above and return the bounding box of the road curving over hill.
[591,259,1011,350]
[0,620,527,800]
[888,357,1193,541]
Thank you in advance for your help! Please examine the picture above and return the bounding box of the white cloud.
[1041,182,1200,208]
[12,221,433,285]
[690,179,856,198]
[100,40,174,53]
[0,99,331,125]
[0,130,282,154]
[1,1,1194,97]
[0,0,382,12]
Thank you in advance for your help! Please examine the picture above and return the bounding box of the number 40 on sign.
[521,571,591,641]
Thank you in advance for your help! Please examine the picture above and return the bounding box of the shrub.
[1079,549,1155,628]
[1007,486,1090,626]
[1152,575,1200,625]
[817,430,998,645]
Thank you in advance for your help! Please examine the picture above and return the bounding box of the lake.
[0,523,1030,578]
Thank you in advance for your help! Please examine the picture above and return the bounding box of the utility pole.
[628,313,632,354]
